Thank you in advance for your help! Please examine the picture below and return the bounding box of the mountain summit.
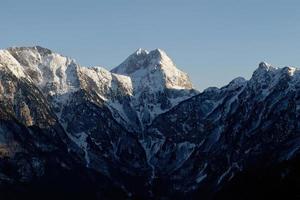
[111,48,197,127]
[112,48,193,90]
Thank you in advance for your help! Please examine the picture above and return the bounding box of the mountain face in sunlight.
[0,47,299,199]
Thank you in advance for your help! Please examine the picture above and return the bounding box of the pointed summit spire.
[258,62,272,70]
[111,48,194,91]
[111,48,176,75]
[254,61,276,75]
[111,48,150,74]
[134,48,148,56]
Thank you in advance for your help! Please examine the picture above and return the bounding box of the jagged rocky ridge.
[0,46,299,199]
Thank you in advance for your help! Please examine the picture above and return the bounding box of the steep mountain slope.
[0,49,79,188]
[0,46,299,199]
[145,62,300,198]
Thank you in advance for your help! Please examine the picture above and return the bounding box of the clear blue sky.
[1,0,300,90]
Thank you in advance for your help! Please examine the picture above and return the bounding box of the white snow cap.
[7,46,80,96]
[135,48,149,55]
[111,48,194,90]
[258,62,274,71]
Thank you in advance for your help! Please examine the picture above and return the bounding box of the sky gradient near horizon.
[1,0,300,90]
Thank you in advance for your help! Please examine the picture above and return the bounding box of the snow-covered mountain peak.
[112,48,193,90]
[252,62,277,79]
[112,48,175,74]
[252,62,300,80]
[258,61,272,69]
[247,63,300,98]
[7,46,80,96]
[110,48,197,127]
[111,49,150,75]
[134,48,149,56]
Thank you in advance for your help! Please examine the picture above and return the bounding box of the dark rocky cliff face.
[0,47,299,199]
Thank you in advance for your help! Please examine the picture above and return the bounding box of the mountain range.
[0,46,299,199]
